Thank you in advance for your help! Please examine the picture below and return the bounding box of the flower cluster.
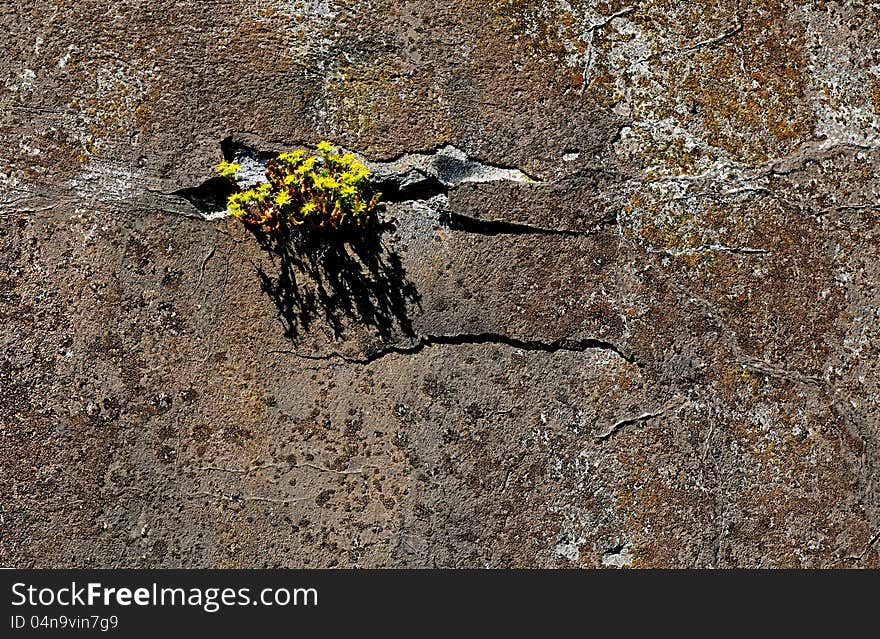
[217,141,381,232]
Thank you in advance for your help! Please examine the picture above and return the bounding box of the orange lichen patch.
[595,0,739,42]
[677,39,810,164]
[496,0,814,169]
[584,299,619,323]
[870,73,880,114]
[638,138,712,180]
[716,366,763,406]
[620,189,753,258]
[133,83,161,132]
[489,0,584,67]
[644,0,810,166]
[67,60,160,159]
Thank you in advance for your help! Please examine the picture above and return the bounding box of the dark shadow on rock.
[249,218,421,343]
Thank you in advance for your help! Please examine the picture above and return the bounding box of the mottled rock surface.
[2,0,879,567]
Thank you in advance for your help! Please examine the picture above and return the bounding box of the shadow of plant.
[249,219,421,342]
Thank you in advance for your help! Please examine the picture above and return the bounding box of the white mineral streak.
[367,145,536,187]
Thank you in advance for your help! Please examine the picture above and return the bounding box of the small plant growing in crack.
[216,141,381,233]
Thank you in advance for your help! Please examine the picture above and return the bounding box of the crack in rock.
[270,332,636,366]
[173,140,541,218]
[439,210,618,237]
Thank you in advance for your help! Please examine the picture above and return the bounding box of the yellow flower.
[227,192,247,218]
[278,150,305,164]
[274,190,292,207]
[215,161,240,179]
[224,143,381,232]
[254,182,271,200]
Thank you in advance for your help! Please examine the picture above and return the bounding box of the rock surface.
[2,0,879,567]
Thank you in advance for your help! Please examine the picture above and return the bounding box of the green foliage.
[216,141,381,232]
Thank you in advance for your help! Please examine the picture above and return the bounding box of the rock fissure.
[271,332,635,366]
[439,210,619,237]
[172,140,543,218]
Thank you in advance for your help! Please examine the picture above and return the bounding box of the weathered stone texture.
[2,0,879,567]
